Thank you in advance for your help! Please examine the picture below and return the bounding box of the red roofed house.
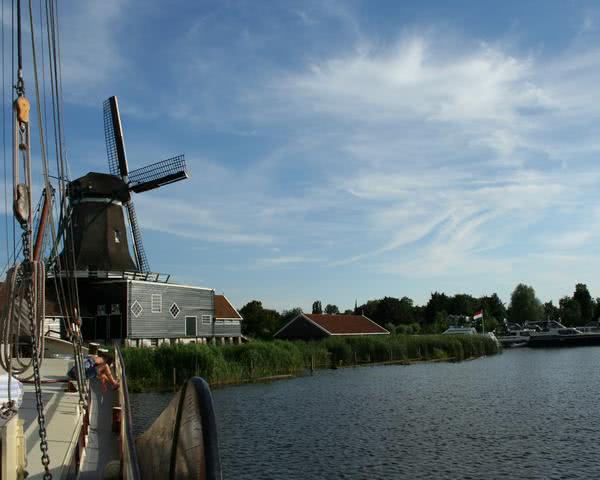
[273,313,389,340]
[213,294,244,344]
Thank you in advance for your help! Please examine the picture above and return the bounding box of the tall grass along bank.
[122,334,499,392]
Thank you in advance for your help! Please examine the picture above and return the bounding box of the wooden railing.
[114,344,142,480]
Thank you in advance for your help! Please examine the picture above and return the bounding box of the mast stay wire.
[2,0,9,267]
[11,0,16,265]
[43,0,83,365]
[42,0,87,400]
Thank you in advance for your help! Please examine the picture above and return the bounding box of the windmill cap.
[68,172,131,203]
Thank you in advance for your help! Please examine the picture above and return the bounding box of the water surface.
[131,348,600,479]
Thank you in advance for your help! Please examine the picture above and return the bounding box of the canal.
[130,348,600,479]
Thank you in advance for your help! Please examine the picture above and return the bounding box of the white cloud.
[255,255,322,267]
[248,33,600,281]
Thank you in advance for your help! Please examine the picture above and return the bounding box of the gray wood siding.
[127,281,214,338]
[212,321,242,337]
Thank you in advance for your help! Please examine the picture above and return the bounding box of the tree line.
[238,283,599,338]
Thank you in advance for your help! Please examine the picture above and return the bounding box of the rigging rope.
[1,0,89,457]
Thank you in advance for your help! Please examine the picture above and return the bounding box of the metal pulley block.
[13,183,30,225]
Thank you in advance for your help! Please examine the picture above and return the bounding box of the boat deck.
[79,379,119,479]
[20,357,84,480]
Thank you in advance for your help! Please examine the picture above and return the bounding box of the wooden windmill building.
[47,96,243,345]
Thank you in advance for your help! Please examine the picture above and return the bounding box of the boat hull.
[499,339,528,348]
[135,377,222,480]
[528,333,600,348]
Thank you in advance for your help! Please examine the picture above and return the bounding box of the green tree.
[312,300,323,314]
[425,292,450,324]
[239,300,281,338]
[594,298,600,321]
[432,310,449,333]
[480,293,507,322]
[573,283,593,324]
[507,284,543,325]
[280,307,303,324]
[559,296,581,327]
[373,297,403,325]
[449,294,478,316]
[543,301,560,322]
[477,315,498,333]
[356,299,380,319]
[325,304,340,314]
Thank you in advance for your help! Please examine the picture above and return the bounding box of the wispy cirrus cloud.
[11,1,600,308]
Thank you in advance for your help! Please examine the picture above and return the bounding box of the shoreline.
[128,347,501,393]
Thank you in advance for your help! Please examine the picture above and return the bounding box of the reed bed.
[122,334,499,392]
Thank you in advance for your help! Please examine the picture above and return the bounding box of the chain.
[23,231,52,479]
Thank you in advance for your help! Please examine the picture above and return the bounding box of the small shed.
[273,313,389,340]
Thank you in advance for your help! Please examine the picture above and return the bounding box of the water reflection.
[131,348,600,479]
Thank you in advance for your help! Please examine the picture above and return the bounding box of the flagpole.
[482,310,485,335]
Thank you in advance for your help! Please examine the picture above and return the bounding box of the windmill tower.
[61,96,189,273]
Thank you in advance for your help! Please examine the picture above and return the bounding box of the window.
[114,229,121,243]
[131,300,143,318]
[151,294,162,313]
[170,302,180,318]
[185,316,197,336]
[111,303,121,315]
[202,314,212,325]
[97,304,107,316]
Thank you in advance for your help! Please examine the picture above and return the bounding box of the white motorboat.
[498,329,535,348]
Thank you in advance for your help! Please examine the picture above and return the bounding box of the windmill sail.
[103,96,149,271]
[103,96,129,178]
[125,201,150,273]
[128,155,187,193]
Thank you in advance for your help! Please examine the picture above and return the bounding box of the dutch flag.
[473,310,483,320]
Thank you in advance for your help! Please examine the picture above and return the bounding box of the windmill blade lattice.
[128,155,187,193]
[103,96,129,177]
[125,201,150,273]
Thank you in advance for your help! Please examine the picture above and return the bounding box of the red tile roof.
[304,314,389,335]
[214,295,242,320]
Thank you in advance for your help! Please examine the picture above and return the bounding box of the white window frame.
[185,316,197,337]
[151,294,162,314]
[201,314,212,325]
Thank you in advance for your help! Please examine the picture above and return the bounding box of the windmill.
[102,96,188,272]
[61,96,188,274]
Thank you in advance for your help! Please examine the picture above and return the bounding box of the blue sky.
[3,0,600,312]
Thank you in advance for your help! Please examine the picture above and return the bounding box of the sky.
[3,0,600,312]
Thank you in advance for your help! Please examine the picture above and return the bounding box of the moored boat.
[498,328,535,348]
[527,321,600,347]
